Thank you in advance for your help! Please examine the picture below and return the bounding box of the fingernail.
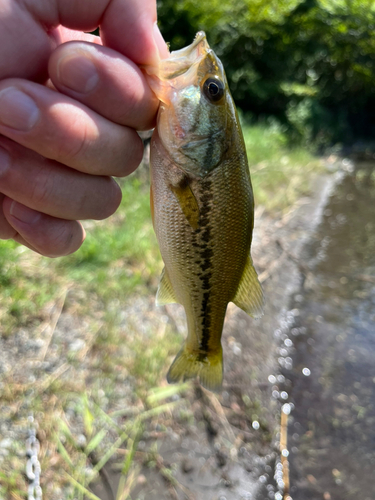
[10,201,41,224]
[57,55,99,93]
[153,22,169,59]
[0,88,40,131]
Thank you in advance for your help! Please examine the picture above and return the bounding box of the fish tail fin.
[167,345,223,393]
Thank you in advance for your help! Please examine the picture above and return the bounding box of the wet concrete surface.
[282,162,375,499]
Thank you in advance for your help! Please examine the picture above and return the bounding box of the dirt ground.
[89,170,337,500]
[0,161,338,500]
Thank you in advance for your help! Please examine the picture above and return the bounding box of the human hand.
[0,0,168,257]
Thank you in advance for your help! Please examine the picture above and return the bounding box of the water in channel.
[284,162,375,500]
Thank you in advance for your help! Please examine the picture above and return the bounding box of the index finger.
[100,0,169,65]
[47,0,169,64]
[1,0,168,81]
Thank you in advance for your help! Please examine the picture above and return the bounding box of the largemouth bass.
[145,32,264,392]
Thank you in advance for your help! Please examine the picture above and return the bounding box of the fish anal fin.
[167,345,223,393]
[156,267,178,306]
[170,183,200,230]
[232,256,265,319]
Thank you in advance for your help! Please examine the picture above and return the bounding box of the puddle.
[283,163,375,499]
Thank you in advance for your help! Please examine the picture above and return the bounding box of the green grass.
[0,240,62,336]
[0,122,324,499]
[0,122,322,333]
[56,171,161,299]
[242,119,323,211]
[0,167,160,331]
[51,385,187,500]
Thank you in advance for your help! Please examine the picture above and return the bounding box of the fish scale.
[146,32,264,391]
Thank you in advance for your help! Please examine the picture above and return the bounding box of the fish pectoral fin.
[170,183,200,230]
[156,268,178,306]
[167,345,223,393]
[232,255,265,319]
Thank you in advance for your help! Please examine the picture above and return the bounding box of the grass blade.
[147,382,190,405]
[64,472,102,500]
[121,421,143,476]
[55,433,74,468]
[91,431,129,476]
[83,396,95,438]
[85,428,108,455]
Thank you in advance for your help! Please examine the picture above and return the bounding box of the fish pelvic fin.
[156,267,178,306]
[170,183,200,230]
[167,345,223,393]
[232,255,265,319]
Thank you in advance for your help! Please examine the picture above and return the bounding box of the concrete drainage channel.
[281,160,375,500]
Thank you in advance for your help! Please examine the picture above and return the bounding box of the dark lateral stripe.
[202,136,215,175]
[198,178,214,353]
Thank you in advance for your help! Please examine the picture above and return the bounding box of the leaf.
[58,419,74,441]
[91,431,130,475]
[55,434,74,468]
[82,394,94,438]
[64,472,102,500]
[146,382,190,405]
[121,421,143,477]
[85,428,108,455]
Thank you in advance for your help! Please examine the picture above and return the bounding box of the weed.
[242,119,323,211]
[0,124,324,499]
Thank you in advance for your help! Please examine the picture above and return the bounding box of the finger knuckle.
[56,118,91,165]
[30,167,54,206]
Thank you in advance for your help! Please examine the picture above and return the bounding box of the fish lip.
[168,31,207,59]
[142,32,214,103]
[141,33,208,82]
[157,32,211,81]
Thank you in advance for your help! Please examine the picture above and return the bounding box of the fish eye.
[203,77,225,103]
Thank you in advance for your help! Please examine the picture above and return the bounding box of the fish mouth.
[158,31,210,81]
[143,32,215,104]
[170,31,208,59]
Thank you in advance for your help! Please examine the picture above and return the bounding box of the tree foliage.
[158,0,375,145]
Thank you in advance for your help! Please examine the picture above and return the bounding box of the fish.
[144,32,264,392]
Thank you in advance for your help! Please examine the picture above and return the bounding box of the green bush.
[158,0,375,146]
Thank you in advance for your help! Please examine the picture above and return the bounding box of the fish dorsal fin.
[156,267,178,306]
[170,183,200,229]
[232,256,265,318]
